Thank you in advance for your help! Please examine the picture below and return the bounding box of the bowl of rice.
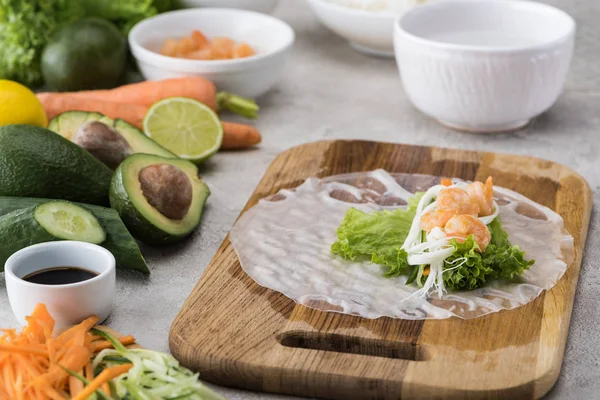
[306,0,424,57]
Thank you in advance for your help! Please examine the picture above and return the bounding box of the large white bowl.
[175,0,280,14]
[394,0,575,133]
[307,0,411,58]
[129,8,294,98]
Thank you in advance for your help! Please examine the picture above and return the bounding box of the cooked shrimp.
[420,209,457,232]
[436,188,480,215]
[467,176,494,216]
[444,214,491,251]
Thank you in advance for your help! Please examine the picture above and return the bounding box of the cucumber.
[0,197,149,274]
[0,203,107,270]
[34,201,106,244]
[48,111,110,141]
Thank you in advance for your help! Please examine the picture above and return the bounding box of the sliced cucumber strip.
[34,201,106,244]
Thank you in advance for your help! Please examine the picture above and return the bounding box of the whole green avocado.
[0,125,113,206]
[41,18,127,91]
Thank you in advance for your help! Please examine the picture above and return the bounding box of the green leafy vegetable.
[0,0,84,86]
[331,187,534,292]
[442,236,495,290]
[80,0,171,35]
[442,218,534,290]
[405,265,419,285]
[331,193,423,277]
[483,218,535,280]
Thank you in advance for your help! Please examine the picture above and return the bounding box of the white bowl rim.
[5,241,116,289]
[307,0,399,18]
[395,0,576,53]
[129,8,295,69]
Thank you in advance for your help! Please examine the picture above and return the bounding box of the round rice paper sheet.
[230,170,574,320]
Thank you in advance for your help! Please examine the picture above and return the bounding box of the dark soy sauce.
[23,266,98,285]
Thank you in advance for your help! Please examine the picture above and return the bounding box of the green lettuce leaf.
[442,218,534,290]
[80,0,172,35]
[442,236,494,290]
[484,218,534,280]
[331,193,423,277]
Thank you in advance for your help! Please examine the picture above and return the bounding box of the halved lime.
[143,97,223,163]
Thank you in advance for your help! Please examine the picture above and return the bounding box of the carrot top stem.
[217,91,259,119]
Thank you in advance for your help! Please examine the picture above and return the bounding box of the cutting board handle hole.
[277,331,433,361]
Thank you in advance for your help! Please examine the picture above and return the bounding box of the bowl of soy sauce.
[4,241,116,329]
[23,266,99,285]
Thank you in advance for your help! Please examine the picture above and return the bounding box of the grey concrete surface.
[1,0,598,398]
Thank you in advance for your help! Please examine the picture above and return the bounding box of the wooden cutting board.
[169,141,592,400]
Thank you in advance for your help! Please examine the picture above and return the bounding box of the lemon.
[143,97,223,163]
[0,80,48,127]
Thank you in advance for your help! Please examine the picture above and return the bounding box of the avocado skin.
[109,156,210,245]
[41,18,127,92]
[0,125,113,206]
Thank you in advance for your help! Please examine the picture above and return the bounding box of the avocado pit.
[73,121,132,169]
[138,164,193,220]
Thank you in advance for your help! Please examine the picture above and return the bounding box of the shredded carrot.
[84,363,93,382]
[92,335,135,352]
[68,371,84,397]
[72,364,133,400]
[0,343,48,356]
[100,381,111,397]
[0,304,136,399]
[423,267,431,276]
[441,178,453,186]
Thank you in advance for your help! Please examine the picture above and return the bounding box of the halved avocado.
[48,111,176,169]
[113,119,174,158]
[109,154,210,245]
[48,111,110,140]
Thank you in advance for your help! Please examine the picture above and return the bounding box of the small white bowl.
[175,0,280,14]
[129,9,295,98]
[306,0,412,58]
[394,0,575,133]
[5,242,116,330]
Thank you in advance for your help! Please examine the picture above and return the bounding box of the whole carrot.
[221,122,262,150]
[38,77,218,110]
[37,93,147,128]
[38,94,261,150]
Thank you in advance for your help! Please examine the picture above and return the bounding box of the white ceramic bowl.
[394,0,575,133]
[175,0,280,14]
[5,242,116,330]
[306,0,414,57]
[129,9,295,98]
